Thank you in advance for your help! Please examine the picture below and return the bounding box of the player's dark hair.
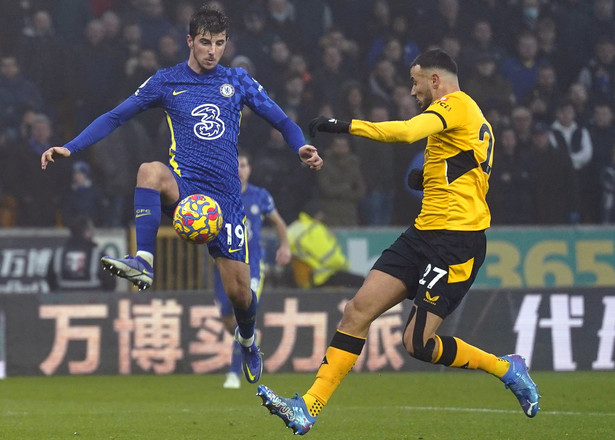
[410,49,458,75]
[189,7,231,39]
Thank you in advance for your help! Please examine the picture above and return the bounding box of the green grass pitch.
[1,371,613,439]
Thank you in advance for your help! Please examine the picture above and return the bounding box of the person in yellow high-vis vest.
[287,199,364,288]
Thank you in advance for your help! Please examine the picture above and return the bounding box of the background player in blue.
[215,150,291,389]
[40,7,323,385]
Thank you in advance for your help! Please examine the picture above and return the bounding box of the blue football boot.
[101,255,153,291]
[500,354,540,417]
[235,328,263,383]
[257,384,317,435]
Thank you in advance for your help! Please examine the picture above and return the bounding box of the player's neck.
[434,82,460,100]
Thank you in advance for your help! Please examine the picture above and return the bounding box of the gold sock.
[438,336,510,378]
[303,330,365,417]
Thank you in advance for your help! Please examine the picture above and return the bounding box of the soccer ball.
[173,194,223,244]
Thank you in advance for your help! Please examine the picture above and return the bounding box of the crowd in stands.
[1,0,615,228]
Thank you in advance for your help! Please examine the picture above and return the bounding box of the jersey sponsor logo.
[436,99,452,111]
[173,89,188,96]
[191,104,225,140]
[228,247,242,253]
[423,291,440,306]
[219,83,234,97]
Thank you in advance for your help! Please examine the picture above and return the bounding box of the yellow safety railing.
[128,226,214,291]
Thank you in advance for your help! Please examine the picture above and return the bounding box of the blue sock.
[134,187,161,255]
[230,341,242,374]
[234,290,257,340]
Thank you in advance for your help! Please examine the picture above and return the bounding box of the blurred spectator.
[420,0,466,49]
[534,16,566,78]
[366,15,420,75]
[590,0,615,49]
[266,0,300,52]
[312,46,353,110]
[549,100,593,222]
[524,64,559,124]
[527,122,576,224]
[101,10,122,47]
[129,0,173,50]
[0,0,38,52]
[47,215,116,292]
[118,21,143,75]
[0,55,45,141]
[15,9,70,128]
[599,144,615,223]
[169,1,194,58]
[5,113,69,226]
[554,0,593,88]
[578,37,615,107]
[61,161,106,227]
[121,48,159,97]
[318,26,360,77]
[285,53,314,97]
[120,48,162,135]
[277,74,315,130]
[51,0,93,47]
[362,0,393,52]
[316,135,365,227]
[89,117,151,227]
[231,55,256,76]
[510,105,534,155]
[287,199,364,289]
[260,38,291,99]
[487,126,532,225]
[589,102,615,221]
[391,83,418,120]
[500,31,549,103]
[250,127,315,222]
[157,33,183,68]
[464,54,514,115]
[459,18,507,69]
[366,58,400,107]
[549,100,593,172]
[72,18,122,130]
[354,104,395,226]
[337,80,367,122]
[567,82,592,126]
[328,0,372,45]
[505,0,545,41]
[234,5,276,82]
[292,0,332,63]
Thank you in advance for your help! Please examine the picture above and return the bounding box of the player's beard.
[418,90,433,112]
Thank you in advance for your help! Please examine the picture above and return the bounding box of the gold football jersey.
[350,91,493,231]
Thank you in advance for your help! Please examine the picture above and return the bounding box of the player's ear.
[186,34,193,48]
[431,72,440,89]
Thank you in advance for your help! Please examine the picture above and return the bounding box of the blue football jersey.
[242,183,275,265]
[65,62,305,205]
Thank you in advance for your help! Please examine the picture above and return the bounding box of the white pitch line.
[343,406,615,417]
[397,406,615,417]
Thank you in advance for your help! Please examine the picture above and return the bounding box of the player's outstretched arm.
[268,209,291,266]
[298,145,323,170]
[41,146,71,170]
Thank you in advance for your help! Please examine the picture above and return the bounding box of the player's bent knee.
[411,337,436,362]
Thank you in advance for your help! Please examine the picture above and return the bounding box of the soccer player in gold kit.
[257,49,540,435]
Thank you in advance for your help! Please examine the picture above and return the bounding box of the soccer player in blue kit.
[216,150,291,389]
[40,7,323,384]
